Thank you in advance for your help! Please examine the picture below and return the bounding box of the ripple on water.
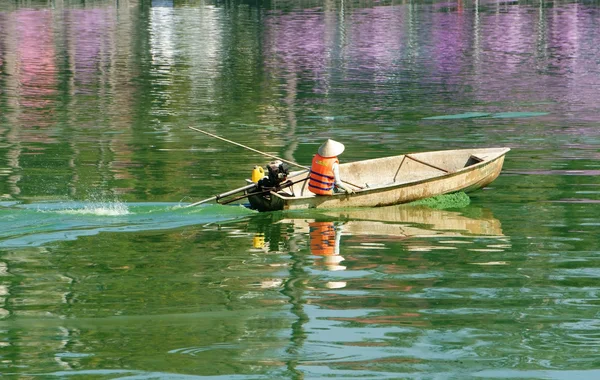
[551,268,600,279]
[55,352,94,358]
[169,343,241,356]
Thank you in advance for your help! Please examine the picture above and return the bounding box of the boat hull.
[248,191,286,212]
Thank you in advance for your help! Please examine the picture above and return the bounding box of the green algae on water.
[422,111,548,120]
[408,192,471,209]
[422,112,491,120]
[491,112,548,118]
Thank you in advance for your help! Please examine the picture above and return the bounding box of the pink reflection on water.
[345,6,406,73]
[483,9,535,72]
[66,8,115,93]
[15,9,57,112]
[429,11,470,84]
[263,5,408,96]
[264,9,329,77]
[545,4,600,120]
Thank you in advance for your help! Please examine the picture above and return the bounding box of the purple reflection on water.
[264,10,329,76]
[481,9,535,71]
[429,11,471,83]
[0,13,3,69]
[66,8,115,93]
[263,5,409,96]
[545,4,600,120]
[13,9,57,133]
[15,9,57,106]
[262,2,600,122]
[345,6,406,73]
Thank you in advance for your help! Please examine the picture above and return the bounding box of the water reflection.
[308,221,345,272]
[0,1,599,201]
[0,0,599,376]
[245,204,512,303]
[0,199,597,376]
[241,204,514,372]
[250,204,508,256]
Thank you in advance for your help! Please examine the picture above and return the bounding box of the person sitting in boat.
[308,139,354,195]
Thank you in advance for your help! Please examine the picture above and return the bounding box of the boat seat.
[278,190,296,197]
[464,155,484,167]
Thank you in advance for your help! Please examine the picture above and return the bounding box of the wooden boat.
[247,147,510,212]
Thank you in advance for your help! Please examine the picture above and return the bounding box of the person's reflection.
[309,221,347,289]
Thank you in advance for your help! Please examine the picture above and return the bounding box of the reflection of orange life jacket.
[309,222,336,256]
[308,154,338,195]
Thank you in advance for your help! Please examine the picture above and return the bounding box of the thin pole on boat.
[188,127,310,171]
[188,126,363,190]
[184,183,257,208]
[219,177,310,205]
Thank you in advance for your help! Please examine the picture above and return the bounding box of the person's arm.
[332,162,353,194]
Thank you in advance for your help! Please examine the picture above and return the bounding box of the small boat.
[246,147,510,212]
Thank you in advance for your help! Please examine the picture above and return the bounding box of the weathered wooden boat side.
[247,147,509,212]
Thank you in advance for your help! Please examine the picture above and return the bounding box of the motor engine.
[257,160,290,191]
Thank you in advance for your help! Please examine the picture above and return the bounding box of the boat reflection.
[283,204,503,239]
[246,204,510,289]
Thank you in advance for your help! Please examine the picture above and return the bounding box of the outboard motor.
[257,160,290,191]
[248,160,293,212]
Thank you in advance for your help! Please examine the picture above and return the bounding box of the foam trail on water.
[0,201,254,248]
[57,201,130,216]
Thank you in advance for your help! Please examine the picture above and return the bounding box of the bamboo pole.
[188,126,363,192]
[184,183,257,208]
[188,127,310,170]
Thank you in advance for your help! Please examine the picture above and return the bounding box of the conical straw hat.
[318,139,345,157]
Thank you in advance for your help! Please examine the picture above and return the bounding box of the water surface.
[0,0,599,378]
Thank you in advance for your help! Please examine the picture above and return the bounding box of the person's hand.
[344,187,354,195]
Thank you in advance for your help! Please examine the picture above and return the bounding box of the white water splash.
[58,201,130,216]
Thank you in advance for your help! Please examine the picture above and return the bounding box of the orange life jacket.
[309,221,336,256]
[308,154,338,195]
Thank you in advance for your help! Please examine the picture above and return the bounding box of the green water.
[1,0,599,378]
